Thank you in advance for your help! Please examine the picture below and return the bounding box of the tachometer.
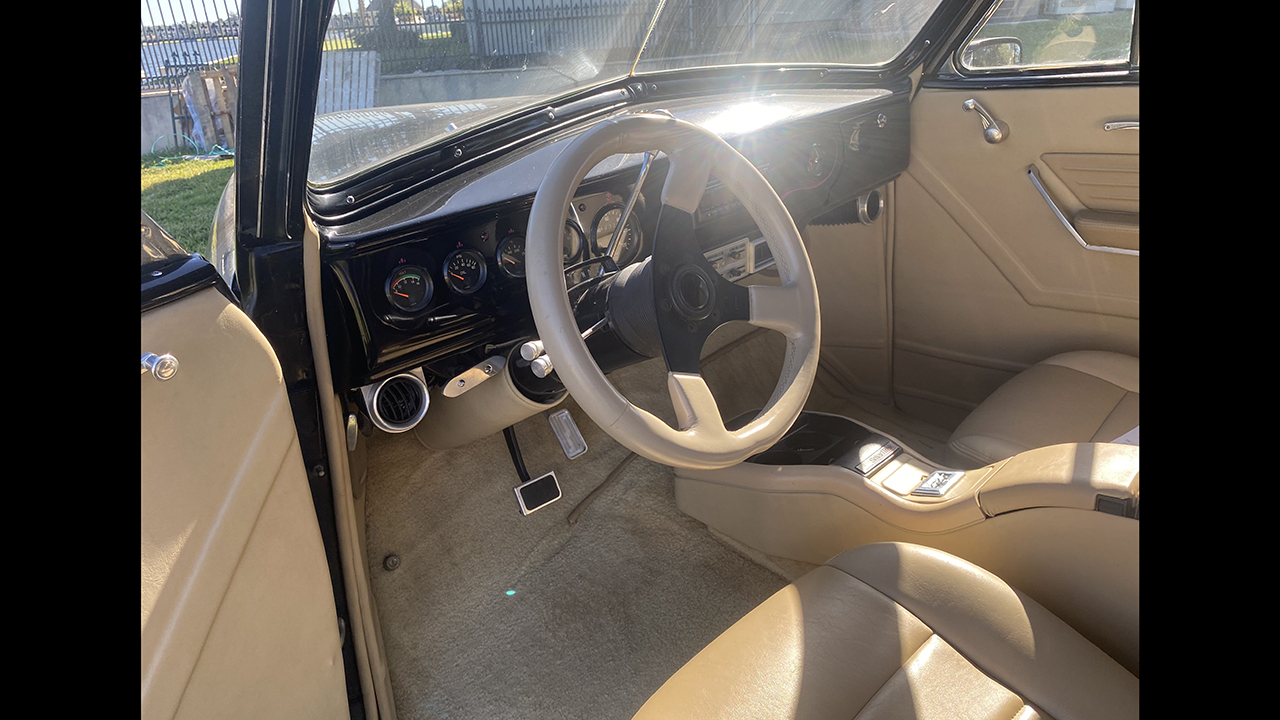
[563,221,584,264]
[591,204,641,266]
[443,248,488,295]
[385,265,434,313]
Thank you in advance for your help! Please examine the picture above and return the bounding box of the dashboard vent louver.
[361,369,430,433]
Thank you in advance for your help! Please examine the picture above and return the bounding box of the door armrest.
[1074,209,1139,252]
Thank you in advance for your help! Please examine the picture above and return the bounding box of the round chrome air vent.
[365,371,429,433]
[856,190,884,225]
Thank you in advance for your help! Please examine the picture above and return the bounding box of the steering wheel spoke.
[659,144,714,215]
[748,284,806,339]
[651,202,750,374]
[667,372,728,435]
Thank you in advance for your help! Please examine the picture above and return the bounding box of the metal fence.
[143,1,671,88]
[141,1,242,90]
[321,1,658,75]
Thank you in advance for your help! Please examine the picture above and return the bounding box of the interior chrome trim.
[361,367,430,433]
[442,356,506,398]
[962,98,1008,143]
[912,470,965,497]
[856,190,884,224]
[1027,166,1139,257]
[952,0,1135,77]
[141,352,179,381]
[1103,121,1139,132]
[604,150,654,263]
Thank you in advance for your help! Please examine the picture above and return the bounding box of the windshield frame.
[305,0,972,204]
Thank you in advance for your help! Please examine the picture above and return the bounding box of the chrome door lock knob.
[141,352,179,381]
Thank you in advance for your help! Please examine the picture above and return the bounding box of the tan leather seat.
[633,543,1137,720]
[946,351,1139,469]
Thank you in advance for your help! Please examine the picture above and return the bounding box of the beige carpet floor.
[363,324,950,719]
[363,325,795,720]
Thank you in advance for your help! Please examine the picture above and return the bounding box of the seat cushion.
[946,351,1139,469]
[632,543,1137,720]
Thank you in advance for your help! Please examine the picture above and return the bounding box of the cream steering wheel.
[526,113,820,469]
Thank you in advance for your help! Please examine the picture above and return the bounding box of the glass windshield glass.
[310,0,946,185]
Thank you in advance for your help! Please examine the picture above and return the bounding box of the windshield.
[309,0,946,185]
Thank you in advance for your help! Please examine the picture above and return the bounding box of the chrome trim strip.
[953,0,1135,77]
[1027,166,1139,257]
[580,315,610,341]
[1103,121,1139,131]
[953,0,1006,74]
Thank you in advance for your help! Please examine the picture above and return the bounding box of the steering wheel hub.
[669,264,717,321]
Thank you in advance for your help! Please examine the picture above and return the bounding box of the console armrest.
[976,443,1139,517]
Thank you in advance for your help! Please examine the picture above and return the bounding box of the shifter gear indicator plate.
[851,439,901,476]
[912,471,965,497]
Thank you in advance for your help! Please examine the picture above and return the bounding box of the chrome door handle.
[962,99,1009,144]
[141,352,179,380]
[1103,121,1139,132]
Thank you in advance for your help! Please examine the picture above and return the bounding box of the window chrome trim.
[1027,166,1138,257]
[952,0,1136,77]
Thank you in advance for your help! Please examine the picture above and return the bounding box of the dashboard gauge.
[385,264,434,313]
[443,248,488,295]
[591,203,641,267]
[497,234,526,278]
[563,221,585,264]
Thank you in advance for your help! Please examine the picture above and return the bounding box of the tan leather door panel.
[142,287,348,720]
[1041,152,1139,213]
[1041,152,1139,252]
[892,85,1139,428]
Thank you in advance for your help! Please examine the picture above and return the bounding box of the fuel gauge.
[497,234,526,278]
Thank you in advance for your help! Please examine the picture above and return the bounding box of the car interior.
[141,1,1138,718]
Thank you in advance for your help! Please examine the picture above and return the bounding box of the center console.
[678,409,1141,674]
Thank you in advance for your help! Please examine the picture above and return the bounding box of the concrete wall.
[377,62,631,106]
[142,90,181,155]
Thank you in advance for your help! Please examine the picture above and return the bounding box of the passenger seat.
[946,351,1139,469]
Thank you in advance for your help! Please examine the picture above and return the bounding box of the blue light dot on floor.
[505,590,516,596]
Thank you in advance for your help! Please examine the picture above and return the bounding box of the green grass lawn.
[141,157,234,259]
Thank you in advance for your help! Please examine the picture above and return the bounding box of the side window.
[959,0,1136,72]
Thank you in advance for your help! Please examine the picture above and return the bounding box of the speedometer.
[591,204,641,267]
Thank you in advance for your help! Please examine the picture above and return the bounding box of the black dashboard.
[317,87,911,399]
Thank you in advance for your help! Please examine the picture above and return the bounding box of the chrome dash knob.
[141,352,179,381]
[520,340,545,361]
[530,355,555,379]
